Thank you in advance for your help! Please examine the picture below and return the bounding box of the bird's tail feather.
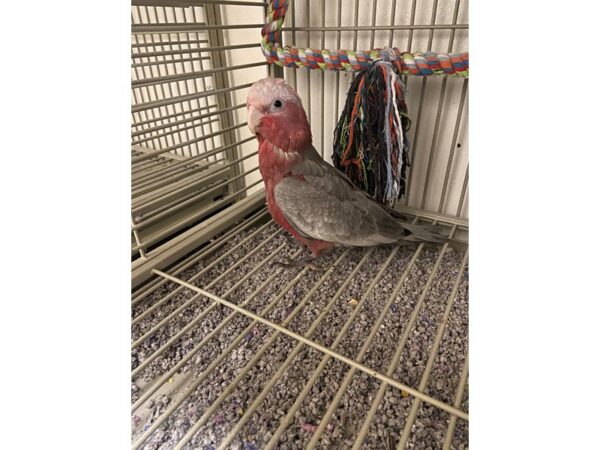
[401,223,447,243]
[400,223,468,252]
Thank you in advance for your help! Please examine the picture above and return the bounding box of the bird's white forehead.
[247,77,301,107]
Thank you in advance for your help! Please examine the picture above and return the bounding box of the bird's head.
[246,77,312,152]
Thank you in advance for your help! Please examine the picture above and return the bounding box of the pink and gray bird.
[246,77,447,259]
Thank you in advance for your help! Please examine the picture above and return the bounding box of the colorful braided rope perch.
[261,0,469,76]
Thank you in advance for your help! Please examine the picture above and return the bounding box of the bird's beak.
[247,105,263,135]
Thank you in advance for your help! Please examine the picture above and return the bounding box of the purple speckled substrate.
[132,222,468,450]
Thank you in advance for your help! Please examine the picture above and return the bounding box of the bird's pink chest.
[257,141,333,257]
[258,142,299,233]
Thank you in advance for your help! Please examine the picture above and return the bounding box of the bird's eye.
[273,99,283,108]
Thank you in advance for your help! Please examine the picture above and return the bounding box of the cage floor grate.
[131,208,468,450]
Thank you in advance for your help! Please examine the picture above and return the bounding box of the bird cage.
[131,0,469,449]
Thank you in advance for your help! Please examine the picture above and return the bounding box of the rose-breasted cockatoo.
[246,77,447,266]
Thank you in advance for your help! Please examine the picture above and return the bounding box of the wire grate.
[131,208,468,449]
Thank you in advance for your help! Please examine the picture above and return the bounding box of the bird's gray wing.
[274,147,408,246]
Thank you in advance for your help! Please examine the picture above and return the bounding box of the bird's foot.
[273,256,324,271]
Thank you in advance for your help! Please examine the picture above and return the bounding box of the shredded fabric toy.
[333,60,411,207]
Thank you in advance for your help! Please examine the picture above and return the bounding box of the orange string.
[341,75,365,167]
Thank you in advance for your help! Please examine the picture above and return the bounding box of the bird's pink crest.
[246,77,312,152]
[246,77,302,111]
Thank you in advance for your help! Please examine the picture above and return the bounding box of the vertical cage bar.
[401,0,417,88]
[419,79,448,209]
[289,0,298,89]
[305,0,312,124]
[204,2,245,194]
[369,0,378,49]
[388,0,398,47]
[193,7,216,155]
[419,0,461,210]
[170,8,191,157]
[351,0,359,82]
[404,0,439,205]
[131,215,147,259]
[456,164,468,217]
[333,0,343,125]
[320,0,326,158]
[438,78,468,213]
[153,28,177,155]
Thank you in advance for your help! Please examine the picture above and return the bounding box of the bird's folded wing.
[274,149,405,246]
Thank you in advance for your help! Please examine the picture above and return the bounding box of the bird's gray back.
[273,147,407,246]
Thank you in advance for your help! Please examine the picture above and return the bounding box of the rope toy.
[333,60,410,206]
[261,0,469,76]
